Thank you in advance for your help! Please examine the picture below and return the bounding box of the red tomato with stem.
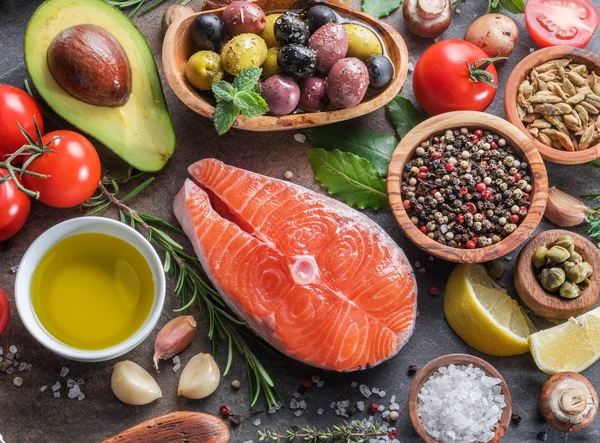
[0,288,9,335]
[0,85,44,163]
[22,131,101,208]
[0,169,31,242]
[412,40,500,116]
[525,0,599,48]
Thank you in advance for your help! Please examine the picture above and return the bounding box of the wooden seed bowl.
[408,354,512,443]
[504,46,600,165]
[514,229,600,319]
[387,111,548,263]
[162,0,408,131]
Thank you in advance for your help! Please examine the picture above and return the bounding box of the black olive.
[274,13,310,46]
[190,14,226,52]
[277,44,317,79]
[365,55,394,90]
[304,5,337,34]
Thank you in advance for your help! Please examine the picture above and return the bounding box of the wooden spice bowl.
[162,0,408,131]
[408,354,512,443]
[387,111,548,263]
[504,46,600,165]
[514,229,600,319]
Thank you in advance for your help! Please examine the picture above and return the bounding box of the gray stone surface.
[1,0,600,441]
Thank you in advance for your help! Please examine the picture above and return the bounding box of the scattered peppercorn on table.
[1,1,600,442]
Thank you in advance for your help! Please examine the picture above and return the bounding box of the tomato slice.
[0,289,9,335]
[525,0,600,48]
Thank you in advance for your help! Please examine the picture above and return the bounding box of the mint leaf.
[306,124,396,176]
[212,81,235,103]
[214,101,240,135]
[387,96,428,139]
[235,91,269,118]
[361,0,401,18]
[233,68,262,92]
[307,148,388,210]
[499,0,524,13]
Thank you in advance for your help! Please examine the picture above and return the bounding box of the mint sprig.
[211,67,268,135]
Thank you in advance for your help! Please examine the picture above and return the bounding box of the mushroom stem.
[416,0,447,19]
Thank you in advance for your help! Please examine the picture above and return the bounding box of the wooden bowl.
[162,0,408,131]
[408,354,512,443]
[387,111,548,263]
[504,46,600,165]
[514,229,600,319]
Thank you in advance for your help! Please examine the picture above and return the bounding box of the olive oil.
[31,233,154,350]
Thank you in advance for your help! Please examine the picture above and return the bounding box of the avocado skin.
[24,0,176,173]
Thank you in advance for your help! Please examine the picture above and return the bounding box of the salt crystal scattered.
[26,364,32,371]
[311,375,320,383]
[530,48,535,53]
[268,407,276,414]
[330,401,336,409]
[372,387,379,393]
[351,381,358,388]
[6,353,14,361]
[275,401,283,410]
[317,408,323,415]
[52,382,61,392]
[359,384,372,398]
[378,390,386,398]
[382,411,390,418]
[407,63,414,72]
[173,356,180,365]
[390,395,396,403]
[418,268,426,273]
[67,379,76,388]
[429,256,434,261]
[389,403,400,411]
[293,392,301,398]
[317,380,324,388]
[377,405,385,412]
[13,377,23,387]
[6,367,13,374]
[10,265,19,274]
[78,378,85,385]
[9,345,16,354]
[19,362,27,372]
[40,385,47,392]
[356,401,365,411]
[299,400,307,410]
[290,399,300,409]
[294,410,303,417]
[68,384,81,399]
[0,347,3,355]
[294,133,306,144]
[455,8,461,13]
[253,419,261,426]
[414,261,421,268]
[172,363,181,373]
[53,392,60,399]
[60,367,69,377]
[78,393,85,401]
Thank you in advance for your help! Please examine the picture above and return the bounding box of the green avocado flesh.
[24,0,176,172]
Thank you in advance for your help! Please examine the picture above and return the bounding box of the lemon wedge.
[529,307,600,374]
[444,264,536,356]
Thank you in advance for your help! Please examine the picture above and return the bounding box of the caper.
[565,262,589,284]
[532,245,549,268]
[546,246,571,265]
[559,281,581,299]
[581,261,594,279]
[579,278,591,291]
[570,250,583,263]
[485,259,505,279]
[554,235,574,250]
[539,267,566,292]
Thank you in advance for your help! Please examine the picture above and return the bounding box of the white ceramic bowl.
[15,217,165,362]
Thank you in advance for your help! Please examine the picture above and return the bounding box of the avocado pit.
[47,24,132,107]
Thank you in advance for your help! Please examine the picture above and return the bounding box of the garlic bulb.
[178,353,220,399]
[544,187,588,227]
[111,361,162,405]
[153,315,197,371]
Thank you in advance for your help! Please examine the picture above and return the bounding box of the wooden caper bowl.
[162,0,408,131]
[387,111,548,263]
[408,354,512,443]
[504,46,600,165]
[514,229,600,319]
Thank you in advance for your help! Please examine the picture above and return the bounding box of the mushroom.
[402,0,452,39]
[162,4,195,35]
[539,372,598,432]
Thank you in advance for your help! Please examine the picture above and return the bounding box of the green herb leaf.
[234,91,269,118]
[499,0,524,13]
[361,0,401,18]
[307,148,388,210]
[488,0,500,12]
[387,96,428,138]
[590,160,600,168]
[233,67,263,92]
[212,81,236,103]
[306,124,396,176]
[214,101,241,135]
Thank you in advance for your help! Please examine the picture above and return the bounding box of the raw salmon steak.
[173,159,417,371]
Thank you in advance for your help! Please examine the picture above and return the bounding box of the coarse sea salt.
[417,364,505,443]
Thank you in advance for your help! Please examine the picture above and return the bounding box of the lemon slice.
[529,307,600,374]
[444,264,536,356]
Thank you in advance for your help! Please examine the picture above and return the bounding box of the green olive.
[185,50,224,91]
[220,33,268,76]
[342,23,383,61]
[259,14,281,48]
[262,47,280,79]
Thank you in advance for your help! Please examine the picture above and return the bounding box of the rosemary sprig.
[106,0,190,17]
[85,177,282,409]
[258,422,391,442]
[583,161,600,240]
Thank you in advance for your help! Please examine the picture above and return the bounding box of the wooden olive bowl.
[504,46,600,165]
[514,229,600,319]
[387,111,548,263]
[408,354,512,443]
[162,0,408,131]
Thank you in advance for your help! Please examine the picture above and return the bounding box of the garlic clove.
[178,353,220,399]
[153,315,197,371]
[544,187,588,227]
[111,361,162,405]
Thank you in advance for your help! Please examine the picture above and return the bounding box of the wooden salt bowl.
[162,0,408,131]
[514,229,600,319]
[387,111,548,263]
[504,46,600,165]
[408,354,512,443]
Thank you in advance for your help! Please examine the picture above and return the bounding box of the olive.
[220,33,268,76]
[274,13,310,47]
[327,57,369,108]
[262,47,281,79]
[365,55,393,89]
[305,5,337,34]
[277,44,317,79]
[185,51,224,90]
[343,23,383,61]
[221,1,266,36]
[190,14,226,52]
[309,23,348,74]
[299,76,328,111]
[262,75,300,115]
[260,13,282,48]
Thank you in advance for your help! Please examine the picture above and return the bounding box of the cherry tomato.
[525,0,599,48]
[412,40,499,116]
[0,288,9,335]
[0,169,30,242]
[22,131,101,208]
[0,85,44,163]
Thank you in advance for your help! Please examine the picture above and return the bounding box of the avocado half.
[24,0,176,172]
